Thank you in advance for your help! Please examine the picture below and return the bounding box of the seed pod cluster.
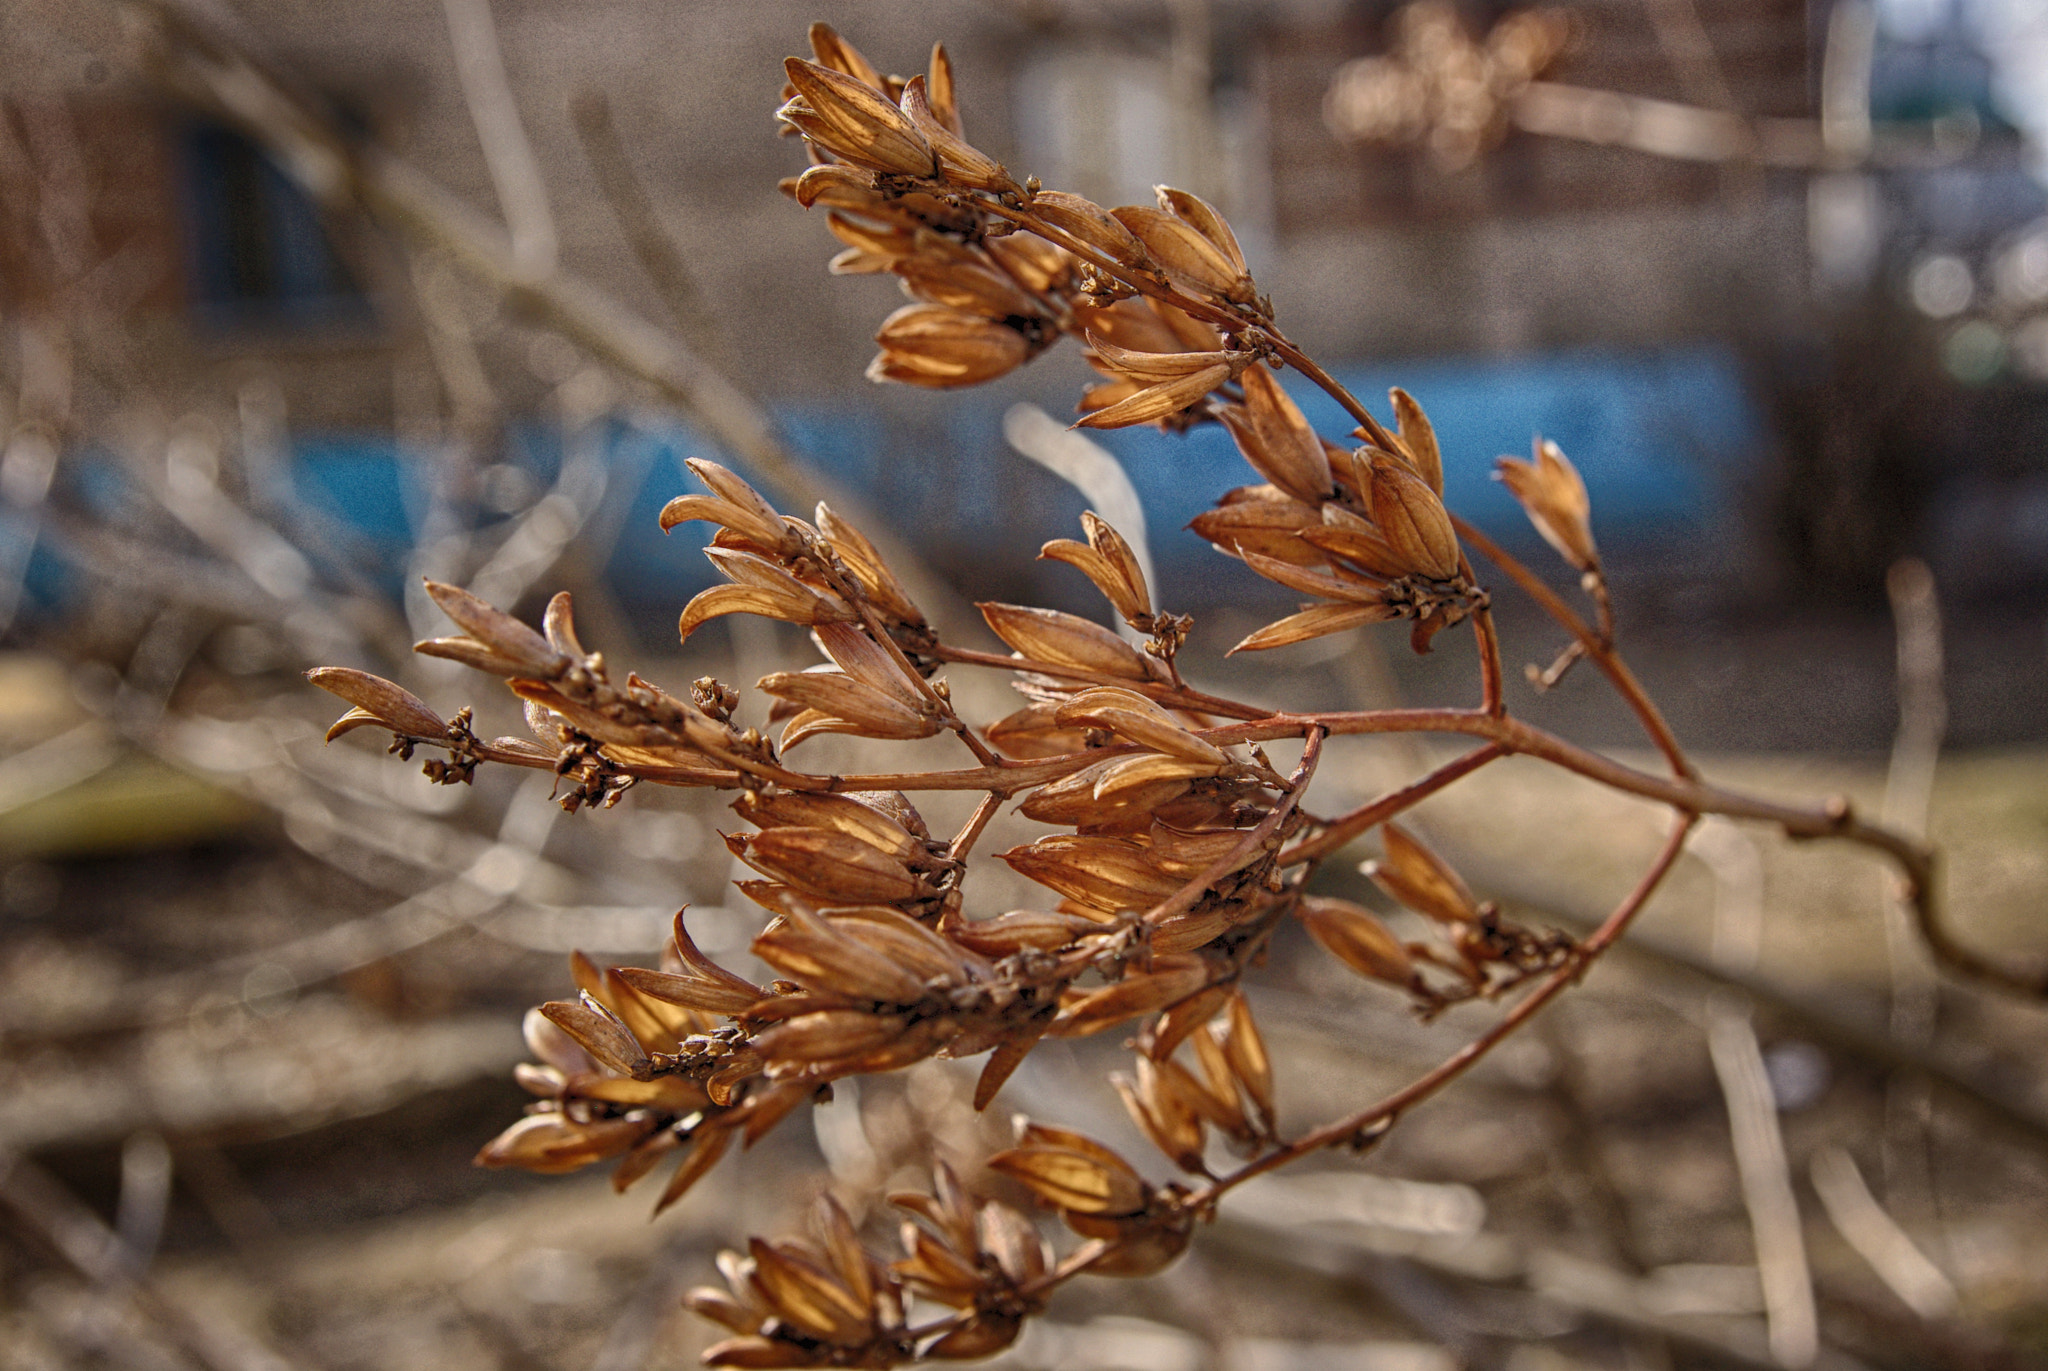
[1300,823,1578,1012]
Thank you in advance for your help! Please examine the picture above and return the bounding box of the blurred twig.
[569,92,732,370]
[117,0,970,636]
[0,1149,310,1371]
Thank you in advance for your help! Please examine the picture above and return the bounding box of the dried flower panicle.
[290,22,1950,1369]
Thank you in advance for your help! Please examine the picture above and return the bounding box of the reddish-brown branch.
[1194,814,1698,1204]
[1452,516,1693,778]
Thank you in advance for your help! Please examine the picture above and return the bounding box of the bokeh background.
[0,1,2045,1369]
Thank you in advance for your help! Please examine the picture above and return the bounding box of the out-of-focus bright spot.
[1878,0,1952,41]
[2012,314,2048,379]
[1910,253,1976,317]
[1995,228,2048,304]
[1943,319,2007,383]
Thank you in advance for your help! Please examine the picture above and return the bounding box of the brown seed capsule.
[805,21,885,89]
[474,1111,653,1174]
[1085,333,1239,384]
[1228,603,1399,654]
[988,1122,1151,1216]
[1189,498,1325,564]
[1366,821,1481,925]
[780,58,938,178]
[1390,387,1445,493]
[747,1236,873,1347]
[815,504,924,625]
[900,75,1013,192]
[1221,991,1274,1131]
[756,670,938,744]
[1112,205,1243,300]
[1074,363,1231,430]
[1227,366,1337,504]
[1495,437,1598,573]
[541,992,652,1079]
[306,667,447,740]
[1298,895,1418,987]
[1302,505,1411,580]
[1238,548,1390,605]
[978,602,1154,679]
[870,303,1032,388]
[421,580,567,675]
[1027,190,1147,267]
[1366,452,1462,580]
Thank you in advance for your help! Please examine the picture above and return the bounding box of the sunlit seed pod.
[541,992,651,1078]
[1389,386,1445,494]
[1191,514,1329,584]
[988,1125,1150,1216]
[615,965,762,1017]
[870,303,1033,388]
[573,1075,705,1111]
[1062,1206,1196,1276]
[747,1236,874,1347]
[805,21,885,89]
[1232,366,1338,504]
[894,1222,985,1305]
[1027,190,1147,266]
[1222,991,1275,1130]
[1366,452,1461,580]
[751,899,929,1003]
[1220,602,1400,655]
[523,1005,598,1076]
[899,75,1013,191]
[790,162,881,211]
[1073,363,1231,431]
[684,1285,762,1335]
[1495,437,1598,573]
[739,827,931,906]
[412,635,538,679]
[1055,955,1212,1036]
[755,670,937,742]
[781,58,938,178]
[1298,895,1418,987]
[894,256,1042,321]
[829,906,983,985]
[1017,757,1174,827]
[986,232,1073,293]
[1303,506,1410,580]
[1155,185,1247,274]
[984,702,1091,760]
[1092,753,1221,805]
[422,580,567,675]
[977,1200,1051,1285]
[1237,548,1390,605]
[658,495,790,554]
[610,1127,682,1193]
[812,1194,879,1312]
[1118,1058,1206,1172]
[998,833,1180,911]
[1111,205,1242,299]
[734,790,925,863]
[1042,510,1152,623]
[755,1009,910,1064]
[473,1111,654,1174]
[978,602,1154,679]
[306,667,447,740]
[1055,690,1224,764]
[602,965,686,1053]
[947,909,1101,956]
[814,505,924,625]
[1365,821,1481,925]
[1084,333,1239,384]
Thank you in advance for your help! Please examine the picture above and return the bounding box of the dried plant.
[306,24,2031,1367]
